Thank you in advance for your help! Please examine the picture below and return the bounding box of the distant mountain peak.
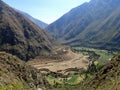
[16,9,48,29]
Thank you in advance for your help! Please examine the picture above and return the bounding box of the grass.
[0,81,33,90]
[0,52,42,90]
[46,75,63,85]
[66,75,81,85]
[46,74,86,87]
[72,47,116,60]
[95,50,114,60]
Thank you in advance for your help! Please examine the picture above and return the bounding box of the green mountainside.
[78,54,120,90]
[46,0,120,51]
[0,0,53,61]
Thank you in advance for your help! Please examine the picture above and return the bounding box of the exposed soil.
[28,47,89,74]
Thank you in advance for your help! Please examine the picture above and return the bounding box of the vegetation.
[0,80,33,90]
[0,0,120,90]
[78,54,120,90]
[43,47,117,89]
[45,54,120,90]
[45,74,85,88]
[0,52,51,90]
[45,59,104,89]
[72,47,115,61]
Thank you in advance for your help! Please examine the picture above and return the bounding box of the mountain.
[0,52,51,90]
[17,10,48,29]
[0,0,53,61]
[46,0,120,51]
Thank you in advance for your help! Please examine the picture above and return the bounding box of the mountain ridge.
[16,9,48,29]
[46,0,120,51]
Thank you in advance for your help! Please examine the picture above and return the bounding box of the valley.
[0,0,120,90]
[28,46,115,74]
[27,46,116,89]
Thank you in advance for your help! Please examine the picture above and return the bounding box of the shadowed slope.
[0,0,53,61]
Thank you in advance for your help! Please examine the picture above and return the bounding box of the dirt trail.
[28,47,89,73]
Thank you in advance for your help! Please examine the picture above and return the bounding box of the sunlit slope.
[46,0,120,51]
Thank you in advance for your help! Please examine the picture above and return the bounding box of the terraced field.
[28,47,89,74]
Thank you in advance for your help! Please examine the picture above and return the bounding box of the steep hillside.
[0,52,51,90]
[46,0,120,51]
[0,0,53,61]
[79,54,120,90]
[55,54,120,90]
[17,10,48,29]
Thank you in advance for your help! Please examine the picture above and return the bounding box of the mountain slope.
[79,54,120,90]
[0,0,53,61]
[46,0,120,51]
[17,10,48,29]
[0,52,51,90]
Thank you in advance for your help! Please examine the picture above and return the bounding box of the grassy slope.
[46,74,84,86]
[0,52,32,90]
[79,54,120,90]
[0,52,51,90]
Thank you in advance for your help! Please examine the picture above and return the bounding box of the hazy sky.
[3,0,90,24]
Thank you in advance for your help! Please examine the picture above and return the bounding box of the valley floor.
[28,47,89,74]
[27,46,116,89]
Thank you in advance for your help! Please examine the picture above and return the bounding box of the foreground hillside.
[78,54,120,90]
[0,0,52,61]
[46,0,120,51]
[0,52,51,90]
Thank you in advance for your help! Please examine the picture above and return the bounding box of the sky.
[3,0,90,24]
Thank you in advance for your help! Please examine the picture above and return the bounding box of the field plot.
[28,47,89,74]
